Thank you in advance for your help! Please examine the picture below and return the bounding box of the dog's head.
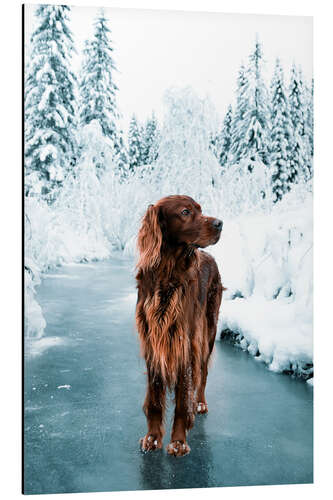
[137,195,223,270]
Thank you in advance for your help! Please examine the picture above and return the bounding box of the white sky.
[25,5,313,130]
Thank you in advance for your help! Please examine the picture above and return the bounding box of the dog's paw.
[140,434,162,452]
[166,440,190,457]
[197,401,208,414]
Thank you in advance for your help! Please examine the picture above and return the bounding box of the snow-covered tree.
[141,112,160,165]
[231,37,270,172]
[25,5,77,200]
[298,68,313,180]
[230,63,250,163]
[114,130,129,177]
[155,87,221,207]
[79,10,127,174]
[288,64,312,183]
[270,58,293,202]
[245,37,270,166]
[307,79,314,157]
[79,10,118,139]
[212,104,233,169]
[128,114,143,171]
[221,158,273,216]
[302,77,314,174]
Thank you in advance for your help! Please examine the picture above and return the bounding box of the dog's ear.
[137,204,163,270]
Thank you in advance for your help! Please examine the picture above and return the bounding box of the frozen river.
[24,257,313,494]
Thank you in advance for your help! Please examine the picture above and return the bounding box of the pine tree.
[79,10,118,139]
[270,58,293,202]
[25,5,77,199]
[298,68,313,180]
[79,10,128,175]
[245,36,270,167]
[231,37,270,171]
[288,64,312,183]
[141,112,160,165]
[114,130,129,177]
[230,63,250,163]
[308,79,314,157]
[213,105,233,169]
[128,114,143,171]
[304,77,314,162]
[139,123,146,162]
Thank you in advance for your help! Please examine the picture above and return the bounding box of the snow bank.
[211,187,313,380]
[220,298,313,378]
[25,210,46,339]
[24,257,46,339]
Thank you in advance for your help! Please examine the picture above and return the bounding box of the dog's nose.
[212,219,223,231]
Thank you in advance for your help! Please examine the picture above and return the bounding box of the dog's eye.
[181,209,190,216]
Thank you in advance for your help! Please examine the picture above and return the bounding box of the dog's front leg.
[140,370,166,452]
[167,369,194,457]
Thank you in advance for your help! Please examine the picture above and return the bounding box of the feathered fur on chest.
[136,279,201,387]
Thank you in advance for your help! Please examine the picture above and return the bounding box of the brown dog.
[135,195,223,456]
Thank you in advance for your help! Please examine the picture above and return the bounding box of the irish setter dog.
[135,195,223,456]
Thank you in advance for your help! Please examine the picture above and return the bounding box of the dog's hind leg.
[196,355,210,414]
[197,276,223,414]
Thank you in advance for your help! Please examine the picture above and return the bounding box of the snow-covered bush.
[24,215,46,339]
[24,261,46,339]
[220,158,273,217]
[101,167,157,252]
